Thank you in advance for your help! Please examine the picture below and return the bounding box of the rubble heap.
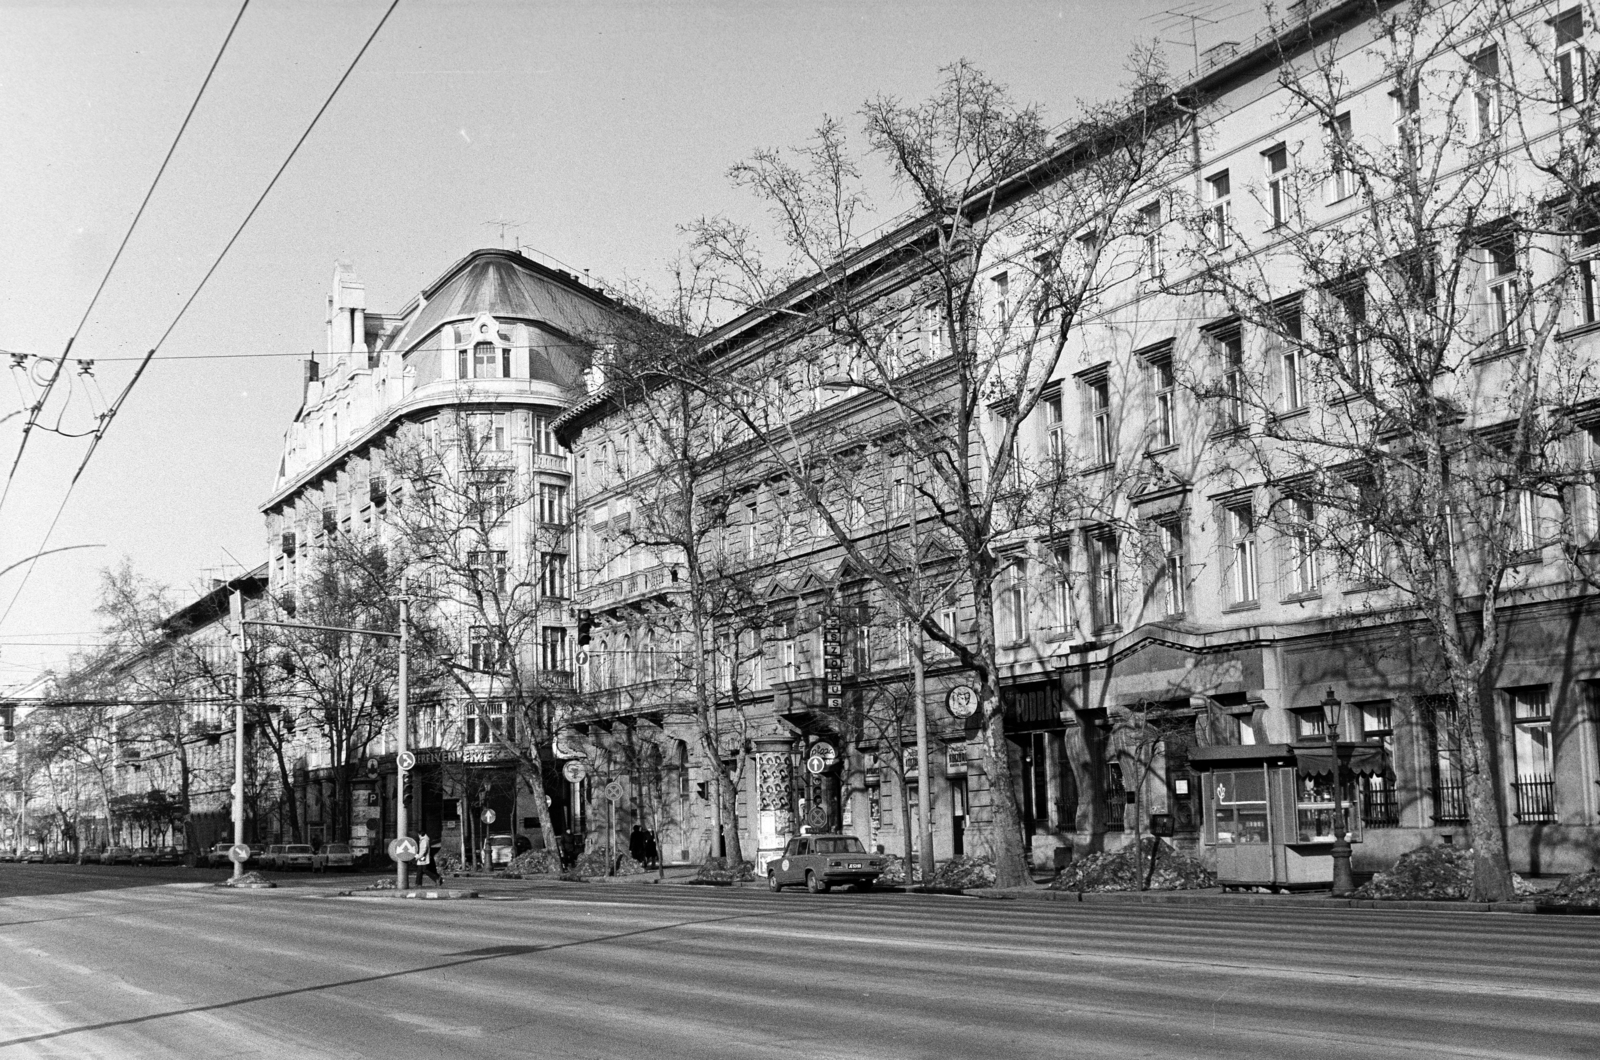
[875,854,922,886]
[1544,869,1600,907]
[928,855,996,890]
[504,850,560,877]
[1048,838,1215,892]
[1350,845,1535,901]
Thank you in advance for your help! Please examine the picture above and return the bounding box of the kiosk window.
[1295,771,1360,843]
[1212,769,1268,844]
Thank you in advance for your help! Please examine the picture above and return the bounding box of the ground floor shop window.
[1295,771,1360,843]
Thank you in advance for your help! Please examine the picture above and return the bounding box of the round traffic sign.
[806,753,829,775]
[228,843,251,864]
[388,837,417,862]
[397,750,416,772]
[806,804,828,828]
[482,808,496,824]
[563,760,587,783]
[603,779,624,802]
[946,684,979,718]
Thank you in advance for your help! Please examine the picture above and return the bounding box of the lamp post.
[1320,686,1355,897]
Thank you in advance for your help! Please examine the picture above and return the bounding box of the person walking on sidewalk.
[414,832,442,885]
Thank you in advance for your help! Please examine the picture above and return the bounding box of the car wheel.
[768,870,781,893]
[806,871,828,894]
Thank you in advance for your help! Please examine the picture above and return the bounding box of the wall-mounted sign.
[562,760,587,783]
[946,685,979,718]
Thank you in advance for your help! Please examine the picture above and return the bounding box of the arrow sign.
[228,844,251,864]
[388,837,417,862]
[397,750,416,772]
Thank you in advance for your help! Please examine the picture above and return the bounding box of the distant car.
[206,843,234,868]
[260,844,286,871]
[22,849,45,864]
[100,845,134,865]
[484,834,515,867]
[312,842,356,872]
[0,850,15,863]
[153,846,181,866]
[248,844,266,865]
[766,834,885,893]
[130,847,159,866]
[278,844,314,871]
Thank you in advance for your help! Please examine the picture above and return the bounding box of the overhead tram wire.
[0,0,252,521]
[0,0,403,635]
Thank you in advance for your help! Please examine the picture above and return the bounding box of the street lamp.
[1320,686,1355,897]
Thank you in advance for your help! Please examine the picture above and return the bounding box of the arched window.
[595,638,609,689]
[620,634,633,685]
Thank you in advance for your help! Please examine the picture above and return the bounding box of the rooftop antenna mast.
[1144,2,1231,71]
[482,218,525,248]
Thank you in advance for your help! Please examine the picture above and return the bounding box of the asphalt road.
[0,866,1596,1059]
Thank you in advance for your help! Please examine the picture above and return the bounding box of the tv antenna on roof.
[482,219,525,248]
[1143,2,1243,71]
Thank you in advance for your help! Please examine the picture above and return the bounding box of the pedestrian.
[643,827,659,869]
[628,824,646,865]
[414,832,442,885]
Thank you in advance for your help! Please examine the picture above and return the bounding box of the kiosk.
[1189,741,1388,891]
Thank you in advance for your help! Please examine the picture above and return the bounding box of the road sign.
[228,844,251,864]
[806,753,829,776]
[397,750,416,772]
[366,757,380,779]
[482,808,496,824]
[946,684,979,718]
[603,779,624,802]
[388,837,417,862]
[563,760,587,783]
[806,804,828,828]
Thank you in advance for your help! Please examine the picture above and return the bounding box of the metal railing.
[1361,786,1399,829]
[1514,775,1556,822]
[1433,780,1469,823]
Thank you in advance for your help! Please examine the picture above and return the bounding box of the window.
[540,626,569,673]
[1509,488,1539,555]
[1279,305,1305,411]
[468,627,500,672]
[538,483,567,525]
[539,552,569,598]
[1032,251,1058,324]
[1355,516,1385,584]
[1557,9,1588,107]
[1205,169,1232,247]
[1359,701,1398,828]
[469,413,508,452]
[922,303,944,358]
[533,415,560,455]
[468,550,508,592]
[1052,545,1075,633]
[1423,694,1468,823]
[990,271,1010,325]
[1090,532,1120,630]
[461,341,510,380]
[779,620,798,682]
[1510,686,1555,821]
[936,605,960,657]
[1574,226,1600,327]
[1213,325,1245,430]
[472,471,511,519]
[1156,519,1186,616]
[466,699,512,745]
[1044,391,1065,469]
[1138,201,1163,276]
[1330,282,1369,387]
[1391,78,1421,149]
[1149,351,1176,448]
[1003,561,1027,643]
[1482,235,1522,347]
[1225,500,1259,605]
[1288,498,1320,595]
[1086,373,1113,465]
[1326,112,1354,203]
[1471,46,1501,141]
[1264,145,1291,228]
[1294,708,1326,740]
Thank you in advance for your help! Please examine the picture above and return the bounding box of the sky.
[0,0,1256,690]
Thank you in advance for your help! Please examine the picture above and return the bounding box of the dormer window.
[457,333,512,380]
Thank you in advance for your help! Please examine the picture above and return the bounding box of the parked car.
[205,843,234,869]
[484,833,515,867]
[0,850,15,863]
[22,849,45,864]
[312,842,357,872]
[248,844,266,865]
[260,844,286,870]
[100,845,134,865]
[130,847,159,866]
[766,834,885,893]
[153,846,181,865]
[277,844,314,871]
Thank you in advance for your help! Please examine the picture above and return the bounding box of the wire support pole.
[395,592,410,891]
[231,589,248,880]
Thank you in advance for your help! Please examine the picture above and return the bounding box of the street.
[0,867,1596,1059]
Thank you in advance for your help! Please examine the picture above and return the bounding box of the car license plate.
[848,861,862,868]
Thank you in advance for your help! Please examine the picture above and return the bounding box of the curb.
[980,888,1551,914]
[339,888,479,900]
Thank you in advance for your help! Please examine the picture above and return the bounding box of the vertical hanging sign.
[822,613,843,712]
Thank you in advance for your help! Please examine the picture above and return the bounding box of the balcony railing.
[1433,780,1469,823]
[1514,774,1556,822]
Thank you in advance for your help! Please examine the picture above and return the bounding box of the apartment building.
[562,0,1600,882]
[261,249,628,860]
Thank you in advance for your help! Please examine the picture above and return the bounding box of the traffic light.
[1,704,13,744]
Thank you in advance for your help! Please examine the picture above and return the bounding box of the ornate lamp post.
[1321,687,1355,897]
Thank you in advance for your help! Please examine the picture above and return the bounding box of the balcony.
[585,565,680,611]
[532,452,571,475]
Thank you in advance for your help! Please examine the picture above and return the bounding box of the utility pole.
[395,592,410,890]
[231,589,247,881]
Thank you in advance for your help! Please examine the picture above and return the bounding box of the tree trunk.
[1457,678,1514,902]
[971,582,1031,887]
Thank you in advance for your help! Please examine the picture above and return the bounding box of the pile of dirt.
[361,877,397,891]
[1351,845,1534,901]
[928,855,996,890]
[1049,838,1215,893]
[695,856,757,883]
[1544,869,1600,907]
[217,870,276,889]
[875,854,923,886]
[504,850,560,877]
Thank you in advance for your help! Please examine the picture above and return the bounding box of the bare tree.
[664,59,1188,886]
[1173,0,1600,900]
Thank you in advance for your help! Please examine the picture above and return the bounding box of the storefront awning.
[1293,742,1388,776]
